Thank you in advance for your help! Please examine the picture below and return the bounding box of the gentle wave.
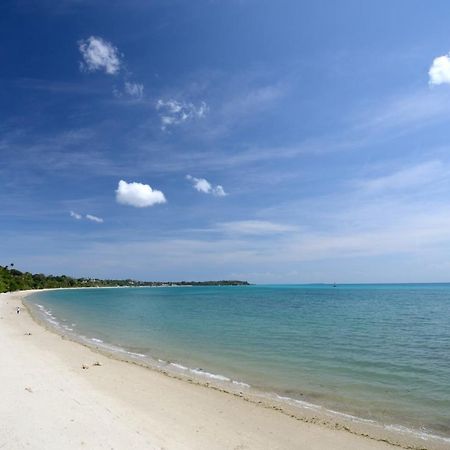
[190,368,230,382]
[275,394,320,411]
[170,362,188,370]
[83,338,147,359]
[232,380,251,388]
[33,303,148,360]
[169,362,249,386]
[275,394,450,444]
[384,424,450,444]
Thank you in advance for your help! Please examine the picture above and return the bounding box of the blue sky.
[3,0,450,282]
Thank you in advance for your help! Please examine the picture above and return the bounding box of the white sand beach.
[0,290,435,450]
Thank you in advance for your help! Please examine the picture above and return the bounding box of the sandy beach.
[0,290,438,450]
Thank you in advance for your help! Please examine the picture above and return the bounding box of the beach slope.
[1,291,400,450]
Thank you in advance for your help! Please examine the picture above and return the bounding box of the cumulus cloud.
[85,214,104,223]
[70,211,82,220]
[78,37,145,100]
[115,180,166,208]
[429,53,450,85]
[156,99,208,130]
[79,36,121,75]
[186,175,227,197]
[124,81,144,99]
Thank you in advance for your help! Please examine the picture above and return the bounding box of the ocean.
[26,284,450,445]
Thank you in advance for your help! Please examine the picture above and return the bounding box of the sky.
[2,0,450,283]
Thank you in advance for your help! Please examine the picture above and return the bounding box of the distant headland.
[0,264,250,293]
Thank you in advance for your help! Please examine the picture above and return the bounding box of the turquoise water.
[28,284,450,441]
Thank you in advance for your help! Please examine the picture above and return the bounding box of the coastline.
[0,290,444,450]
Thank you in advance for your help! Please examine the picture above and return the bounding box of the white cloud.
[217,220,297,235]
[186,175,227,197]
[214,185,226,197]
[70,211,104,223]
[85,214,104,223]
[79,36,121,75]
[124,81,144,99]
[70,211,103,223]
[115,180,166,208]
[429,54,450,85]
[70,210,82,220]
[156,99,208,130]
[187,175,211,194]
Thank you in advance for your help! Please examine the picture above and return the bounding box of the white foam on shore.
[81,338,147,360]
[127,351,147,358]
[326,408,376,424]
[168,363,250,388]
[275,394,320,411]
[32,304,148,362]
[384,424,450,443]
[170,363,188,370]
[232,380,251,388]
[190,368,230,382]
[275,394,450,444]
[35,304,62,328]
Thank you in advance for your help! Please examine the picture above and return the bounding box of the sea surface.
[27,284,450,444]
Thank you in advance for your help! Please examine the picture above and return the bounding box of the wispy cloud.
[137,86,450,174]
[85,214,104,223]
[429,53,450,85]
[156,99,208,130]
[79,36,121,75]
[115,180,166,208]
[217,220,297,235]
[351,89,450,138]
[232,89,450,166]
[283,212,450,262]
[0,127,120,181]
[114,81,145,100]
[124,81,144,99]
[70,210,82,220]
[186,175,227,197]
[196,81,286,139]
[360,160,447,193]
[21,205,450,282]
[70,211,104,223]
[220,84,283,117]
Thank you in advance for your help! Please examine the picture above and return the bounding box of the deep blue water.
[28,284,450,440]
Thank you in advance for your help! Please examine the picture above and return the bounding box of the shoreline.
[0,289,445,450]
[25,289,448,449]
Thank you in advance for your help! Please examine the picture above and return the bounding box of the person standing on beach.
[16,307,20,314]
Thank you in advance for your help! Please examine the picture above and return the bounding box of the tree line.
[0,264,249,293]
